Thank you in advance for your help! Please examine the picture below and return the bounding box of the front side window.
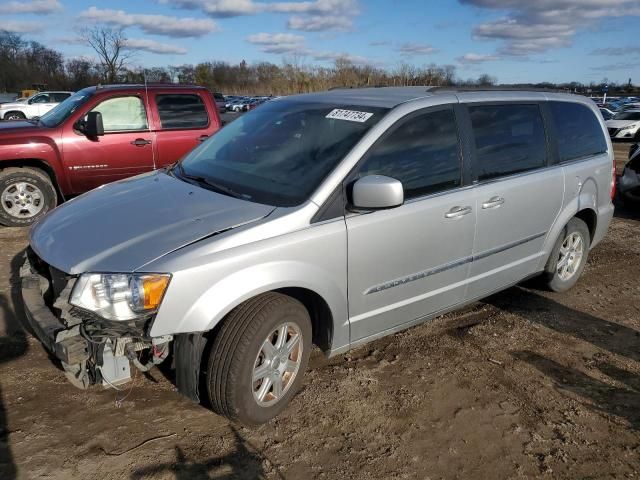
[90,96,148,133]
[469,104,547,181]
[357,108,461,199]
[178,101,388,206]
[550,102,608,162]
[29,94,50,104]
[156,94,208,129]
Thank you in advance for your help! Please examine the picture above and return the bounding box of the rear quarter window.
[549,102,608,162]
[155,94,209,129]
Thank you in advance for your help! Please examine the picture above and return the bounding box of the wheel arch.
[0,158,66,202]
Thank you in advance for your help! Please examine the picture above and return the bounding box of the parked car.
[212,92,226,113]
[0,84,221,226]
[606,109,640,140]
[228,100,244,112]
[21,87,614,425]
[0,91,73,120]
[618,143,640,206]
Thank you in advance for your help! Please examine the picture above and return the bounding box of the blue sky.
[2,0,640,84]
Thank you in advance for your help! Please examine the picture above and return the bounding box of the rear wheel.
[3,111,26,120]
[542,217,591,292]
[0,167,57,227]
[206,292,312,425]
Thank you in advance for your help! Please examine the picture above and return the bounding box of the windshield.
[178,100,388,206]
[614,111,640,121]
[39,89,94,127]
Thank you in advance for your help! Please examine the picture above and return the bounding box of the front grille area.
[608,127,620,137]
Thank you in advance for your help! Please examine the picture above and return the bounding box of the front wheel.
[542,217,591,292]
[206,292,312,425]
[0,167,57,227]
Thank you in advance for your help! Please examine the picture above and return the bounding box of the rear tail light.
[611,154,617,201]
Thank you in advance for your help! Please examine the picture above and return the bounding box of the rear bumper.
[592,202,615,249]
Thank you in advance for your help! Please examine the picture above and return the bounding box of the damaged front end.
[20,248,172,390]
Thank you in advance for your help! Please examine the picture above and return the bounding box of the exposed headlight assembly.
[70,273,171,321]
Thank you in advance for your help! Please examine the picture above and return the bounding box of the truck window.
[549,102,608,162]
[155,94,209,129]
[89,96,148,133]
[469,104,547,181]
[357,108,461,200]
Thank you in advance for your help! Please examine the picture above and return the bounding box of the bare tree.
[79,26,134,83]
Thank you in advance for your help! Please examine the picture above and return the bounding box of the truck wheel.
[542,217,591,292]
[0,167,57,227]
[4,111,26,120]
[207,292,312,425]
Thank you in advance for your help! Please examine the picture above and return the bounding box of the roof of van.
[279,86,585,109]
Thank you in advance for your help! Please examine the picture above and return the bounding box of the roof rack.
[427,86,571,94]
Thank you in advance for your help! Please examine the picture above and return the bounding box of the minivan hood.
[30,171,275,274]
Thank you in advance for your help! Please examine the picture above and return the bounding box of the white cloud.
[461,0,640,56]
[163,0,359,32]
[2,20,43,33]
[78,7,218,38]
[397,42,438,56]
[0,0,62,15]
[457,53,499,63]
[246,31,374,65]
[124,38,187,55]
[162,0,358,17]
[287,15,352,32]
[247,32,306,54]
[592,46,640,56]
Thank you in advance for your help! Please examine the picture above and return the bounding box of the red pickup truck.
[0,84,221,226]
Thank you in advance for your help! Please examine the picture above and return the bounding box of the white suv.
[0,91,73,120]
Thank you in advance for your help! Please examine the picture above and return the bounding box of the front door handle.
[445,206,472,218]
[131,138,152,147]
[197,135,209,142]
[482,196,505,209]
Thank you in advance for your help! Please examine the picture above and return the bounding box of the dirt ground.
[0,143,639,480]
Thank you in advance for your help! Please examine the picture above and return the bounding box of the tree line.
[1,29,636,96]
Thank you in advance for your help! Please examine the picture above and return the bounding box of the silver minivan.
[21,87,615,424]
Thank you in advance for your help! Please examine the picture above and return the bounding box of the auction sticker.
[326,109,374,123]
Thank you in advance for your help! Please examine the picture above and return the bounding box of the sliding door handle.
[482,196,505,209]
[445,206,472,218]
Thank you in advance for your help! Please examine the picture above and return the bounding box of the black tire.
[206,292,312,425]
[3,111,26,120]
[542,217,591,292]
[0,167,57,227]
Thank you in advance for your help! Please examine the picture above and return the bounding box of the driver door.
[62,94,155,193]
[27,93,55,117]
[346,107,475,342]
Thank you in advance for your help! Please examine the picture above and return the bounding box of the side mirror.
[84,112,104,137]
[351,175,404,210]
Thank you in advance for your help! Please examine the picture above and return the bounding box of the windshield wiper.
[174,163,250,200]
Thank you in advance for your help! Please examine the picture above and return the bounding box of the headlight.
[620,123,639,132]
[70,273,171,321]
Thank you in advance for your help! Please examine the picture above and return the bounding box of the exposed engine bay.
[21,248,172,390]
